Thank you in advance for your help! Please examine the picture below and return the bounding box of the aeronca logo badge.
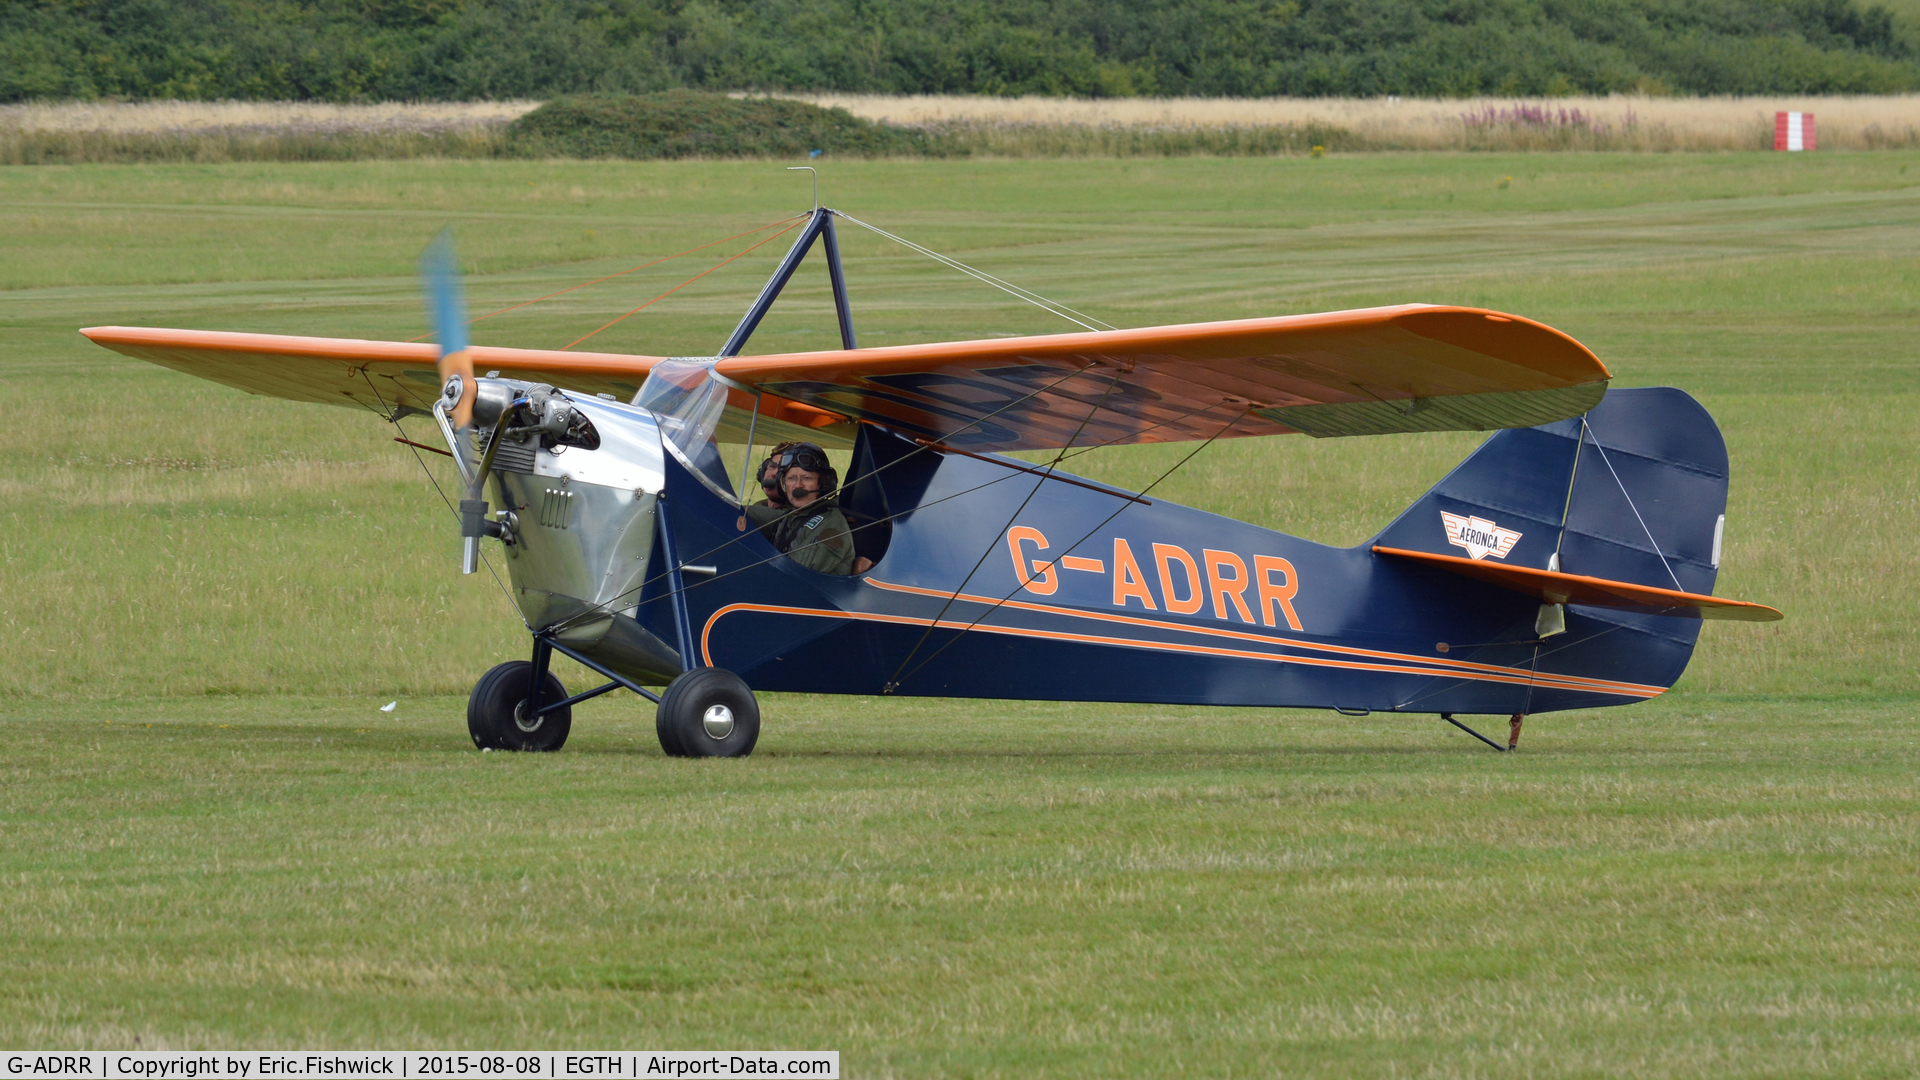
[1441,512,1522,561]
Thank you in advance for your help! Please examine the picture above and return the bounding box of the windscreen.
[634,358,735,501]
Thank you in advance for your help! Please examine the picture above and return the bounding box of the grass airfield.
[1,153,1917,1072]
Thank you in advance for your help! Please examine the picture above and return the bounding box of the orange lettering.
[1152,543,1204,615]
[1007,526,1057,595]
[1254,555,1303,631]
[1111,538,1156,610]
[1204,549,1256,623]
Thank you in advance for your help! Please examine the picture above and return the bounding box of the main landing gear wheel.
[468,660,572,752]
[656,668,759,758]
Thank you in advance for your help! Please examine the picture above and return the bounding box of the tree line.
[5,0,1915,103]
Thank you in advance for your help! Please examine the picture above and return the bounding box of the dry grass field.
[802,92,1920,150]
[0,99,539,135]
[4,95,1918,161]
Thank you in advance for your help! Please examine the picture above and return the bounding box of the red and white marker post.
[1775,111,1816,151]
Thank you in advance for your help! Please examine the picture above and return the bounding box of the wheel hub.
[513,700,545,733]
[701,703,735,740]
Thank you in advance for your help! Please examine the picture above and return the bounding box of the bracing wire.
[403,214,808,343]
[834,212,1118,333]
[881,406,1250,693]
[1582,418,1687,593]
[1552,415,1587,565]
[563,218,810,350]
[881,370,1126,691]
[543,210,1139,633]
[538,361,1110,636]
[358,371,526,625]
[540,393,1246,641]
[1391,607,1676,715]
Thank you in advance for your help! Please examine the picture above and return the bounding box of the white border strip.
[1,1053,838,1080]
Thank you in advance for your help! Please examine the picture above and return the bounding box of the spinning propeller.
[420,228,491,573]
[420,228,476,430]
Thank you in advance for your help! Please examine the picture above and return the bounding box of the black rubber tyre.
[467,661,572,752]
[656,667,759,758]
[655,705,688,758]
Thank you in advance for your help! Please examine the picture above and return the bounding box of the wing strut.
[720,206,858,356]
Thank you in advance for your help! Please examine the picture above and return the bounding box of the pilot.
[739,443,858,576]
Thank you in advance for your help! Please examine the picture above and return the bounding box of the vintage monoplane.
[82,203,1780,757]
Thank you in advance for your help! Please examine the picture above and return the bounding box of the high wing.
[83,303,1607,453]
[77,326,853,446]
[714,304,1609,450]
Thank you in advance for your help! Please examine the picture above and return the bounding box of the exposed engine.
[441,375,682,684]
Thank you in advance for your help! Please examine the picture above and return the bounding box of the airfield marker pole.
[1441,712,1509,752]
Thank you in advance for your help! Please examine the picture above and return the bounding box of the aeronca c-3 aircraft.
[82,203,1781,758]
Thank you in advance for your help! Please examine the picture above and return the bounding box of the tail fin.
[1371,387,1758,710]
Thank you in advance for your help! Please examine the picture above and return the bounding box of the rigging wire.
[834,212,1119,333]
[562,218,809,350]
[403,214,808,344]
[541,392,1247,641]
[546,208,1153,633]
[357,370,526,625]
[1582,418,1687,593]
[537,361,1110,637]
[882,406,1251,693]
[1405,414,1688,716]
[881,370,1126,691]
[1551,415,1588,566]
[535,401,1244,659]
[1391,608,1673,715]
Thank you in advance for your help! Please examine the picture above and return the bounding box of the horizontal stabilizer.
[1372,545,1782,622]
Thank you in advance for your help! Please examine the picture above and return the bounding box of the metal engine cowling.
[475,381,683,684]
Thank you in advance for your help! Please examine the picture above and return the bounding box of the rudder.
[1371,387,1732,711]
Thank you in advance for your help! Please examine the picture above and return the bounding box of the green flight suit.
[744,502,857,576]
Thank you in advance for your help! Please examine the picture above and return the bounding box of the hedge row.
[4,0,1917,103]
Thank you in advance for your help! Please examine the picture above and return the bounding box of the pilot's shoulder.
[803,505,851,531]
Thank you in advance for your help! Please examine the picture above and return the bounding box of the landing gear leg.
[527,636,553,723]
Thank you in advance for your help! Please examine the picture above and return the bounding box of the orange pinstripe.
[858,578,1664,697]
[697,581,1667,700]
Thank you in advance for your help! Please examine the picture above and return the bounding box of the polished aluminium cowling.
[474,380,684,684]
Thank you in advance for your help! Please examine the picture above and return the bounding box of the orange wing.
[84,304,1607,453]
[715,304,1610,450]
[78,326,852,444]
